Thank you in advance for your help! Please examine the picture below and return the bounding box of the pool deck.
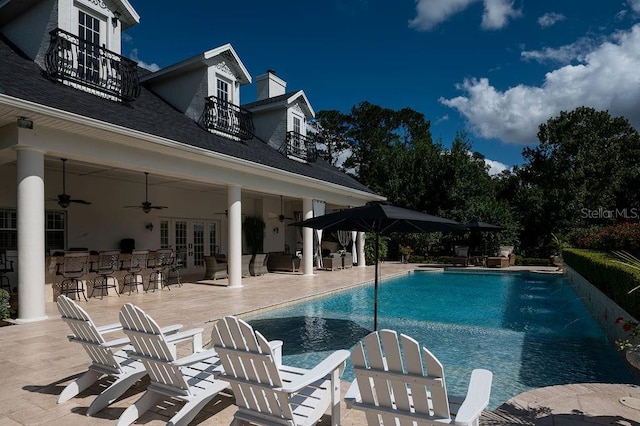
[2,262,639,425]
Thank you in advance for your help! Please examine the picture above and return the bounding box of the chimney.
[256,69,286,101]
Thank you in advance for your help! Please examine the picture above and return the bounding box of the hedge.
[563,248,640,318]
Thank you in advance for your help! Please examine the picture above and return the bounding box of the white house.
[0,0,382,322]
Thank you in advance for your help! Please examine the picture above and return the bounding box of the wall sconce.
[145,222,154,231]
[273,227,279,234]
[17,117,33,129]
[112,11,121,28]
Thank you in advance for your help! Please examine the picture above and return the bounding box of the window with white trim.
[0,208,66,253]
[78,10,101,84]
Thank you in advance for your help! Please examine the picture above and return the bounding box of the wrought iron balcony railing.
[201,96,254,140]
[44,28,140,102]
[286,131,318,162]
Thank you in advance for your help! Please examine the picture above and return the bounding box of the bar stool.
[146,248,173,292]
[121,249,148,294]
[90,250,120,299]
[58,251,90,301]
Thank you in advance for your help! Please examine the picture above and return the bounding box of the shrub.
[364,234,388,265]
[0,289,10,320]
[563,248,640,318]
[572,222,640,253]
[514,257,553,266]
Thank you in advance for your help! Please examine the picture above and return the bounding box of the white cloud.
[409,0,478,31]
[128,48,161,72]
[409,0,519,31]
[121,33,133,43]
[537,12,566,28]
[485,158,509,175]
[481,0,521,30]
[441,24,640,144]
[521,37,596,63]
[435,114,449,125]
[629,0,640,13]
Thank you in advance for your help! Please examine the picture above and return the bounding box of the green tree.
[516,106,640,255]
[308,110,350,167]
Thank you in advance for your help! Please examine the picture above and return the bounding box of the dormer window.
[217,79,229,102]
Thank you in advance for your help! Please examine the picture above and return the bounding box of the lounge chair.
[212,315,350,426]
[55,295,181,415]
[203,255,227,280]
[345,329,492,426]
[266,252,301,272]
[452,245,470,266]
[486,245,515,268]
[116,303,227,426]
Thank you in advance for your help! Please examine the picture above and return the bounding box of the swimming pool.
[244,270,637,410]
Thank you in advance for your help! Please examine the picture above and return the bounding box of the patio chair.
[203,255,227,280]
[249,253,269,276]
[146,248,173,291]
[212,315,350,426]
[486,245,515,268]
[241,254,252,277]
[121,249,148,294]
[58,251,90,301]
[117,303,227,426]
[55,295,183,415]
[89,250,120,298]
[452,245,470,266]
[345,329,492,426]
[323,252,342,271]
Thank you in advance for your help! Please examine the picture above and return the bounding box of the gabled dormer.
[0,0,141,102]
[141,44,254,140]
[244,70,317,162]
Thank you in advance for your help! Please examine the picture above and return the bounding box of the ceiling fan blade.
[150,206,168,209]
[69,199,91,205]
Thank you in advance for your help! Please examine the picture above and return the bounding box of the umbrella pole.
[374,233,379,331]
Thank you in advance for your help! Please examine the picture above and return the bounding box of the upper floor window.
[293,116,301,135]
[78,10,101,84]
[217,79,229,102]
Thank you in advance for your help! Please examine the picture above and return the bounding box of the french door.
[160,219,219,274]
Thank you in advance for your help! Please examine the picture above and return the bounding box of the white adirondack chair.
[56,295,181,415]
[117,303,227,426]
[345,330,492,426]
[212,315,350,426]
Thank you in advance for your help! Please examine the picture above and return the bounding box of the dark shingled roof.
[0,34,376,195]
[243,92,299,109]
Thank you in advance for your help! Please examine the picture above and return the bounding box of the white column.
[227,185,242,288]
[357,231,366,267]
[302,197,314,276]
[16,147,47,323]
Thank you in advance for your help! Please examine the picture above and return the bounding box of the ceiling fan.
[51,158,91,208]
[275,195,294,222]
[124,172,168,214]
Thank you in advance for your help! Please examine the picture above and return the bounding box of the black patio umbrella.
[465,221,503,256]
[465,221,503,231]
[290,202,467,330]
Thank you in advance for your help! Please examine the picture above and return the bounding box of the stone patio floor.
[1,262,639,425]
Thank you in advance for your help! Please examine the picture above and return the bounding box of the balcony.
[285,131,318,162]
[201,96,254,140]
[44,28,140,102]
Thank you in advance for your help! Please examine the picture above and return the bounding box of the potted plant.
[550,233,567,270]
[243,216,266,255]
[612,250,640,368]
[399,246,413,264]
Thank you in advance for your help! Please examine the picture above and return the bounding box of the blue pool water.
[244,270,637,410]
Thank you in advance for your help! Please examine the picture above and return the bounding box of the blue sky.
[123,0,640,174]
